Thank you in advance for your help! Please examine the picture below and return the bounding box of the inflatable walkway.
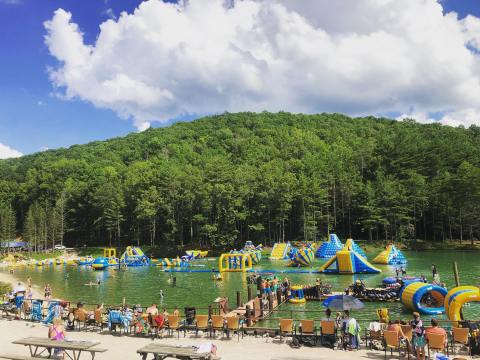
[444,286,480,322]
[270,242,291,260]
[372,245,407,265]
[400,282,447,315]
[319,243,381,274]
[316,234,344,259]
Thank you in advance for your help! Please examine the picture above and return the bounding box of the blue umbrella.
[322,295,364,311]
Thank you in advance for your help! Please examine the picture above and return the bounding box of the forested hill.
[1,112,480,251]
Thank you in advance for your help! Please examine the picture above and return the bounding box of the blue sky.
[0,0,479,156]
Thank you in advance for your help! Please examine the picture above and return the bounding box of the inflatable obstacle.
[400,282,447,315]
[219,253,253,272]
[444,286,480,322]
[319,243,381,274]
[287,247,315,267]
[344,238,366,258]
[92,248,119,270]
[289,285,306,304]
[77,256,94,266]
[372,245,407,265]
[270,242,291,260]
[157,257,190,267]
[185,250,208,259]
[120,246,150,266]
[316,234,344,258]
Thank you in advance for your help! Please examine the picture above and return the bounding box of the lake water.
[4,250,480,326]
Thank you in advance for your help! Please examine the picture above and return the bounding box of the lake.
[4,250,480,326]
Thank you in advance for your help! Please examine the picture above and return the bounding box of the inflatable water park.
[316,234,343,258]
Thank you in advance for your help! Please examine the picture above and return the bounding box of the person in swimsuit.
[48,317,66,359]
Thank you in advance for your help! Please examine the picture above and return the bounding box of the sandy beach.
[0,317,473,360]
[0,318,381,360]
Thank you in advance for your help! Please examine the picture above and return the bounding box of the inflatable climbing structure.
[344,238,366,258]
[120,246,150,266]
[400,282,447,315]
[319,243,381,274]
[316,234,344,258]
[444,286,480,322]
[270,242,291,260]
[372,245,407,265]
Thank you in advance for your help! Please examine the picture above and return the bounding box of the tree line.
[0,112,479,251]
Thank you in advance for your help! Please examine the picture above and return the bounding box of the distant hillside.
[1,112,479,250]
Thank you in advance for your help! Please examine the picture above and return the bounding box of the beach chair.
[299,320,316,344]
[320,320,337,348]
[427,332,448,358]
[210,315,225,338]
[225,316,242,342]
[166,315,182,338]
[94,309,107,331]
[279,319,294,341]
[451,327,470,356]
[383,330,410,359]
[195,315,210,337]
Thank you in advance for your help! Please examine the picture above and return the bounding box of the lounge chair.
[279,319,294,341]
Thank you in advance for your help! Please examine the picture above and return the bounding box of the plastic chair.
[167,315,182,338]
[320,320,337,347]
[75,309,88,330]
[210,315,225,338]
[383,330,410,359]
[299,319,316,342]
[94,309,107,331]
[427,332,448,359]
[195,315,209,336]
[226,316,241,341]
[279,319,294,341]
[401,325,413,342]
[451,327,470,355]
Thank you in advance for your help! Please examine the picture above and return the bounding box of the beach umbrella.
[322,295,364,311]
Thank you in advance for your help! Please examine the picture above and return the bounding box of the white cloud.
[0,143,22,159]
[44,0,480,129]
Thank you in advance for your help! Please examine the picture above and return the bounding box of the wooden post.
[246,305,252,327]
[276,288,283,305]
[453,261,460,287]
[268,293,274,312]
[236,291,241,307]
[247,286,252,301]
[256,276,262,297]
[208,304,212,319]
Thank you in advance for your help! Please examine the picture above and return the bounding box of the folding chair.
[279,319,294,341]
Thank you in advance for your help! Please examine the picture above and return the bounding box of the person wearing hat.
[410,312,426,359]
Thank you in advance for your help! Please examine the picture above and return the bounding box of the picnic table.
[136,343,211,360]
[10,337,106,360]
